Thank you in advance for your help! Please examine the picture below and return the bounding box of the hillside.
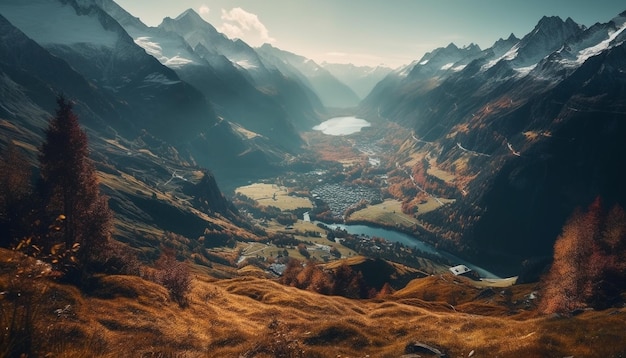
[359,12,626,273]
[3,248,626,357]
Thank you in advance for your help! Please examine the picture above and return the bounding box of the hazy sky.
[114,0,625,68]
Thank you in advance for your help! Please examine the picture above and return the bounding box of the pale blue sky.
[114,0,626,68]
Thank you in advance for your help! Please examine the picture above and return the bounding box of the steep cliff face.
[468,42,626,271]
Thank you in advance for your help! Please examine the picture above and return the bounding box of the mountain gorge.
[2,1,626,356]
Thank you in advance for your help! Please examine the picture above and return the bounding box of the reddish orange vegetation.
[302,132,362,162]
[541,199,626,314]
[471,96,520,123]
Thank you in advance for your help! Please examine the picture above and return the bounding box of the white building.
[449,264,472,276]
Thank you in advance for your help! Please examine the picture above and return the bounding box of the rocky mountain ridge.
[360,11,626,273]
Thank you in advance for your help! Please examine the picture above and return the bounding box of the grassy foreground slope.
[2,249,626,358]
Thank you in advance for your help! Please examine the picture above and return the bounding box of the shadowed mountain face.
[0,1,286,245]
[361,13,626,274]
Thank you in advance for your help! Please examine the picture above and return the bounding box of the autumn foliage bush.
[144,248,192,307]
[280,259,372,299]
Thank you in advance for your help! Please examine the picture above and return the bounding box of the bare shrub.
[151,248,192,307]
[240,318,305,358]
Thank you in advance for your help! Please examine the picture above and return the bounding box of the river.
[320,222,501,279]
[309,116,501,278]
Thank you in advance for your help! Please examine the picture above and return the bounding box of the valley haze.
[1,1,626,357]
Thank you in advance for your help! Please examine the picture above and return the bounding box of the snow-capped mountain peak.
[0,0,118,47]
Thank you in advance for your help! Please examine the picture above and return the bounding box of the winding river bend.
[322,222,501,279]
[309,116,501,279]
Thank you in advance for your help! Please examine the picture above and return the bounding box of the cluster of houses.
[311,183,381,218]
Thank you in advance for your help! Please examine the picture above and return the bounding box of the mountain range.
[2,2,626,355]
[360,11,626,273]
[0,0,387,178]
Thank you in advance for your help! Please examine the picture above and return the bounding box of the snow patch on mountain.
[0,0,117,47]
[134,36,196,68]
[481,44,520,71]
[236,59,258,69]
[514,64,537,77]
[566,19,626,66]
[143,73,181,85]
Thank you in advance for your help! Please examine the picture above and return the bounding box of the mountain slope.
[0,1,266,248]
[0,0,301,183]
[257,44,361,108]
[158,9,325,132]
[98,2,306,151]
[360,12,626,274]
[1,0,218,143]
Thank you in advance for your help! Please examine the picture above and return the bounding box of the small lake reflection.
[313,116,371,135]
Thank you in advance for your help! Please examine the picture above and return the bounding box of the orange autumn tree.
[540,198,626,314]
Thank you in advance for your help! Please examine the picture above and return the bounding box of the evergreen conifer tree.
[38,95,111,279]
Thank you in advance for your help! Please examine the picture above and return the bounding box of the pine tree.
[38,95,111,278]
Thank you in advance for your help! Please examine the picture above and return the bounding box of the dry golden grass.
[231,123,261,139]
[13,140,38,153]
[2,255,626,357]
[416,196,456,215]
[235,183,313,211]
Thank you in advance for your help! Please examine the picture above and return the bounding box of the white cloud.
[198,5,210,19]
[219,7,276,46]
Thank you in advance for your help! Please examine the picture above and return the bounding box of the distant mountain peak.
[260,43,276,50]
[175,8,202,22]
[537,15,564,25]
[464,43,481,52]
[532,15,582,35]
